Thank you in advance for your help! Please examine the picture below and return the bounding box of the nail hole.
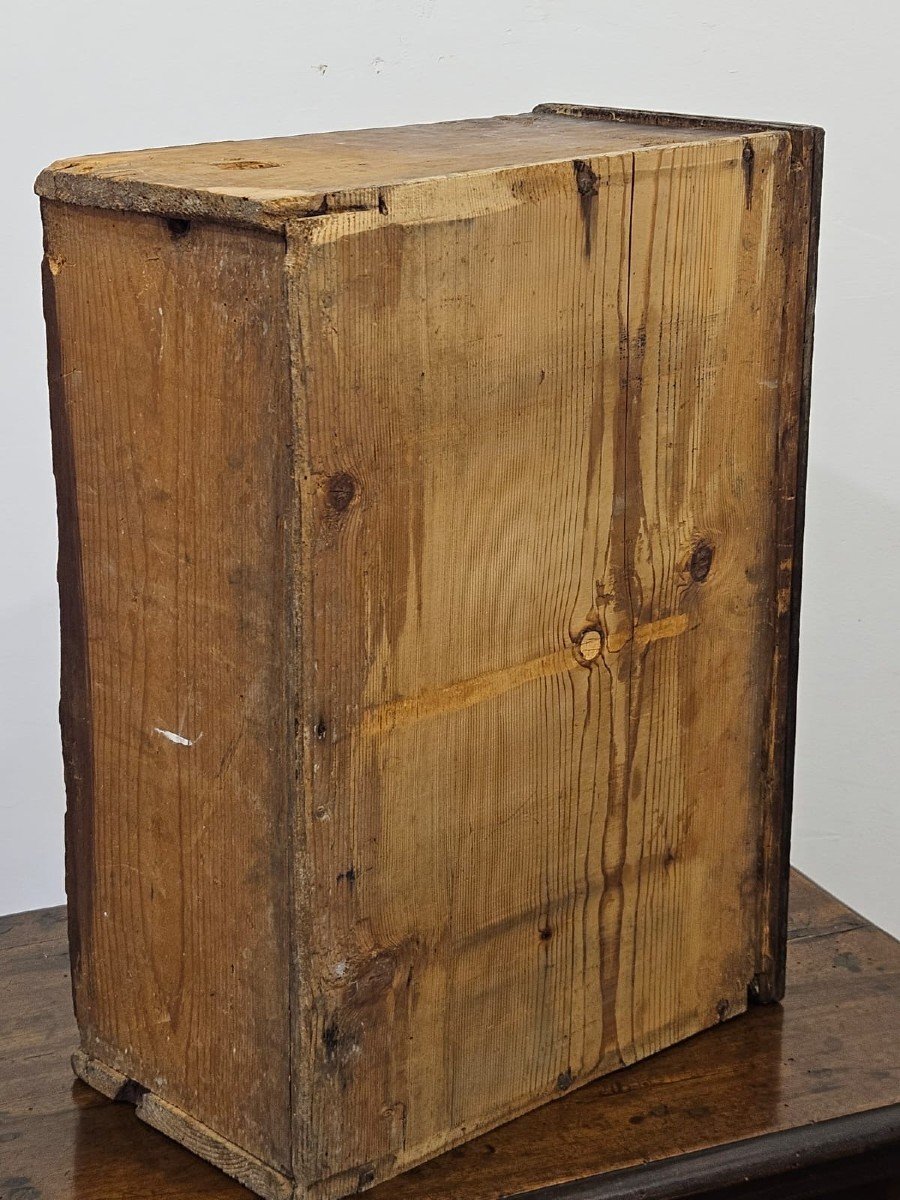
[314,718,327,741]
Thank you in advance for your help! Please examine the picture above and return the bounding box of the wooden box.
[37,104,822,1200]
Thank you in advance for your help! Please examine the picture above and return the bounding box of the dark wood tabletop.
[1,870,898,1200]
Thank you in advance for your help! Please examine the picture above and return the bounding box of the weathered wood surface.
[35,112,723,228]
[1,873,898,1199]
[36,106,822,1197]
[533,104,824,1006]
[41,202,295,1173]
[288,129,812,1192]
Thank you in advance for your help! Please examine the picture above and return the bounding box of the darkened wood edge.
[752,124,825,1004]
[72,1050,296,1200]
[33,171,314,231]
[282,219,310,1191]
[40,200,96,1032]
[780,125,826,980]
[533,102,824,139]
[505,1104,900,1200]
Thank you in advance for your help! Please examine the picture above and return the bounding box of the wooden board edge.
[72,1050,297,1200]
[282,223,315,1193]
[752,124,825,1005]
[533,101,824,139]
[40,200,96,1032]
[33,168,304,232]
[504,1103,900,1200]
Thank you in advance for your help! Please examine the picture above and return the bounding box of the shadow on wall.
[0,594,65,914]
[793,460,900,937]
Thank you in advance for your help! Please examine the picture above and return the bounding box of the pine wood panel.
[287,129,803,1192]
[40,202,294,1171]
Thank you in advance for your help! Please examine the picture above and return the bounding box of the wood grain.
[37,105,823,1197]
[2,873,898,1200]
[35,113,723,229]
[41,202,294,1172]
[286,129,811,1191]
[533,105,824,1003]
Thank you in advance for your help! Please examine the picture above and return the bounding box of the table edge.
[506,1103,900,1199]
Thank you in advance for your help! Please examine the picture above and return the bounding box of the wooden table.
[1,870,898,1200]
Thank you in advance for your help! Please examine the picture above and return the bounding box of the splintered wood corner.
[38,105,821,1199]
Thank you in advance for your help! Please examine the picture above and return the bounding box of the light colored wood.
[39,106,821,1200]
[286,130,806,1195]
[37,111,736,229]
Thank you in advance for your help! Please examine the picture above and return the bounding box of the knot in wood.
[689,541,714,583]
[573,159,599,197]
[326,472,357,512]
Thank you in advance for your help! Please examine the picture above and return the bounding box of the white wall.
[2,1,898,933]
